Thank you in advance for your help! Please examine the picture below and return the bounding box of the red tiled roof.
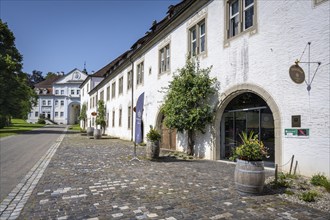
[34,75,62,88]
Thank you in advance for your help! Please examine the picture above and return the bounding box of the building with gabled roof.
[28,68,88,124]
[81,0,330,177]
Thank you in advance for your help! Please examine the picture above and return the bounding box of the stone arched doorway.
[68,102,80,125]
[213,84,282,168]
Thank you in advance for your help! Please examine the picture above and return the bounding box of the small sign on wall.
[285,128,309,138]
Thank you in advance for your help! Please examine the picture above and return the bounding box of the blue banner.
[135,92,144,144]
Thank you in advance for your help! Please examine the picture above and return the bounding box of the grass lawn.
[0,119,45,138]
[68,124,81,131]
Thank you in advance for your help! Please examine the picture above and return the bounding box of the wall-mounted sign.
[285,128,309,138]
[91,112,97,116]
[289,64,305,84]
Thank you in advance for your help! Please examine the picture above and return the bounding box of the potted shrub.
[146,125,161,159]
[230,131,268,195]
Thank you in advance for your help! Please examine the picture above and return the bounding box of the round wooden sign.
[91,112,97,116]
[289,64,305,84]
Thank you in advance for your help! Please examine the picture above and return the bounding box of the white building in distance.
[28,69,88,124]
[80,0,330,177]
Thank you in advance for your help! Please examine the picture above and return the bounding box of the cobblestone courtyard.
[18,132,328,219]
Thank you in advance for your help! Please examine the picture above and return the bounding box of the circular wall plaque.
[289,64,305,84]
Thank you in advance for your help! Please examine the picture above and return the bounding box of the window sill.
[224,26,258,48]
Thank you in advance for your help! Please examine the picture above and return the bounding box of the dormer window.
[43,89,47,94]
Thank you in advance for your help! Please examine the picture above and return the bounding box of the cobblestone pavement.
[18,132,328,219]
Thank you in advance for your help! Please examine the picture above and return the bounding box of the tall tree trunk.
[187,130,194,156]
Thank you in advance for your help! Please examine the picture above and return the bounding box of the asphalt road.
[0,125,67,202]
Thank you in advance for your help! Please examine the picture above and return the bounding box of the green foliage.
[299,190,319,202]
[0,20,37,127]
[230,131,268,161]
[161,57,216,133]
[146,125,161,142]
[311,174,330,192]
[37,115,46,124]
[96,100,106,133]
[0,118,44,138]
[79,103,87,130]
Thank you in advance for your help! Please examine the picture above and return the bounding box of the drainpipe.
[130,57,134,142]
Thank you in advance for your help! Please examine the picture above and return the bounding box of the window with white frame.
[42,100,46,106]
[112,82,116,99]
[77,89,80,95]
[61,100,64,106]
[119,108,122,127]
[60,112,64,117]
[127,71,132,90]
[106,86,110,101]
[47,100,51,106]
[55,100,58,106]
[128,106,131,129]
[55,90,59,95]
[136,62,144,86]
[112,110,115,127]
[100,90,104,101]
[189,19,206,56]
[227,0,255,39]
[55,112,58,117]
[35,112,38,117]
[159,44,170,74]
[119,77,123,95]
[61,90,64,95]
[71,89,74,95]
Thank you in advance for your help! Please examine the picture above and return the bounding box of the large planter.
[146,140,160,159]
[93,129,101,139]
[234,159,265,195]
[86,127,94,137]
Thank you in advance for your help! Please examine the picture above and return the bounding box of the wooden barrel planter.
[234,159,265,195]
[93,129,101,139]
[146,140,160,159]
[86,127,94,137]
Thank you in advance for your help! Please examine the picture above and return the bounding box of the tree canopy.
[0,20,37,127]
[96,100,106,134]
[161,57,217,155]
[79,102,87,130]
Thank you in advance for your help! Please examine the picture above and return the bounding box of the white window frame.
[188,19,206,57]
[119,77,123,95]
[112,82,116,99]
[127,70,132,90]
[136,62,144,86]
[159,44,170,74]
[225,0,257,42]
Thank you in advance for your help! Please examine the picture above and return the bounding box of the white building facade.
[28,69,88,125]
[82,0,330,177]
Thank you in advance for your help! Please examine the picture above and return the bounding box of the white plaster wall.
[85,0,329,177]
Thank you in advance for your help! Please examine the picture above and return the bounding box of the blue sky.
[0,0,180,75]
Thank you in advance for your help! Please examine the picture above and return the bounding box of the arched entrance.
[155,113,177,150]
[213,84,282,168]
[68,102,80,125]
[220,92,274,166]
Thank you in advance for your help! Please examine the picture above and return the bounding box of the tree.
[0,20,37,127]
[79,103,87,131]
[27,70,44,87]
[161,57,217,155]
[45,72,57,79]
[96,100,106,134]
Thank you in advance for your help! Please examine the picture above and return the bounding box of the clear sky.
[0,0,180,75]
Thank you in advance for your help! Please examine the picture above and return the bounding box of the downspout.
[130,57,134,142]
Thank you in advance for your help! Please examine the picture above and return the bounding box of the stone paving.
[17,132,328,219]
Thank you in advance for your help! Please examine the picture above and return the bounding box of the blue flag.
[135,92,144,144]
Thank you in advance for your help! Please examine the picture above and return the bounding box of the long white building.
[28,69,88,124]
[80,0,330,177]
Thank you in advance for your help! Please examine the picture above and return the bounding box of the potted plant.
[146,125,161,159]
[230,131,268,195]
